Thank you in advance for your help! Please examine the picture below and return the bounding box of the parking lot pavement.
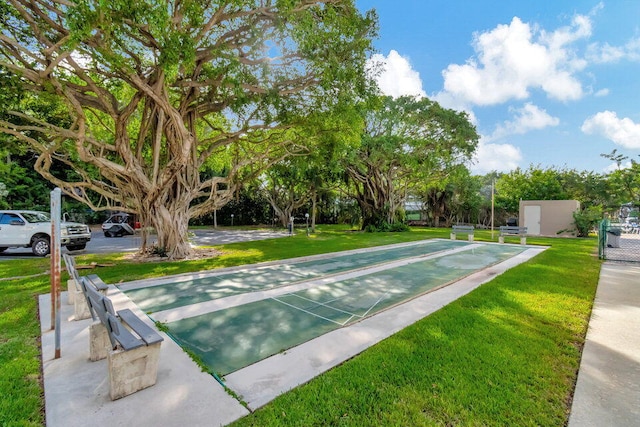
[0,228,288,259]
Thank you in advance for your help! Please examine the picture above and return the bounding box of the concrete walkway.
[39,291,250,427]
[568,262,640,426]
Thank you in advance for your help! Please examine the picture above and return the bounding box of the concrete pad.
[568,262,640,427]
[40,288,249,427]
[224,247,546,409]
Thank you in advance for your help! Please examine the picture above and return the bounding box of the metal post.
[305,213,309,236]
[491,179,495,240]
[230,214,234,227]
[50,188,62,359]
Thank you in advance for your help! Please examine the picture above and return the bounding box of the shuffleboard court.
[163,243,527,375]
[121,239,469,313]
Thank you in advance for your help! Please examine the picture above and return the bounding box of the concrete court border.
[40,242,546,426]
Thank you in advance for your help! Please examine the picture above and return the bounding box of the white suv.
[0,210,91,256]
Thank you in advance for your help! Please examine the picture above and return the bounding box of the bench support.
[74,292,92,321]
[499,235,527,245]
[66,278,78,305]
[89,322,111,361]
[108,342,162,400]
[498,233,527,245]
[67,276,93,321]
[450,232,475,241]
[451,230,474,242]
[89,319,163,399]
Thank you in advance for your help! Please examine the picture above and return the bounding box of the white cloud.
[470,139,522,173]
[581,111,640,149]
[627,37,640,61]
[437,14,592,107]
[603,161,632,174]
[487,103,559,141]
[367,50,426,98]
[586,36,640,63]
[586,42,626,63]
[594,88,610,97]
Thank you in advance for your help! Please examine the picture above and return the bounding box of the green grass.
[0,226,600,426]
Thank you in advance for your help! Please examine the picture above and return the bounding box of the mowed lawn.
[0,227,600,426]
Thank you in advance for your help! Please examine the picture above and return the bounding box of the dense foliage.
[0,0,377,257]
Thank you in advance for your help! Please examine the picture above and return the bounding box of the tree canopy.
[0,0,377,258]
[343,95,479,229]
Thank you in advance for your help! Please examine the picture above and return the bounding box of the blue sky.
[356,0,640,175]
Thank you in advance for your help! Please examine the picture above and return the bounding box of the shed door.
[524,205,541,235]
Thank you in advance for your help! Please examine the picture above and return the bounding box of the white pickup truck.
[0,210,91,256]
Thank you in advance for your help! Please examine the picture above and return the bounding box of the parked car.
[101,213,136,237]
[0,210,91,256]
[622,216,639,234]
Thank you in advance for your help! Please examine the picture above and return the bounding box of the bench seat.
[499,226,528,244]
[451,225,475,242]
[81,276,164,400]
[117,309,164,347]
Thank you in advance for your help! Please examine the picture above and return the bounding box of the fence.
[599,220,640,262]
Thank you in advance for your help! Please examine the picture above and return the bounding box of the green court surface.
[161,243,527,376]
[122,239,468,313]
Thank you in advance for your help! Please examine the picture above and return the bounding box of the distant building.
[519,200,580,237]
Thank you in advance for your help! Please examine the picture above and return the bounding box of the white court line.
[285,291,391,322]
[271,297,349,326]
[283,293,363,318]
[359,292,390,318]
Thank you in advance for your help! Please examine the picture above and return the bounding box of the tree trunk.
[311,186,317,233]
[140,196,193,259]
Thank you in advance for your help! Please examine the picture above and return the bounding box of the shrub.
[572,206,603,237]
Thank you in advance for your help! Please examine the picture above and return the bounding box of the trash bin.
[606,228,621,248]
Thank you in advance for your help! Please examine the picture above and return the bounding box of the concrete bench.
[499,226,528,245]
[62,254,108,320]
[451,225,474,242]
[80,276,164,400]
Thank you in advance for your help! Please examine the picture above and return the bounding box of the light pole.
[305,212,310,236]
[231,214,234,227]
